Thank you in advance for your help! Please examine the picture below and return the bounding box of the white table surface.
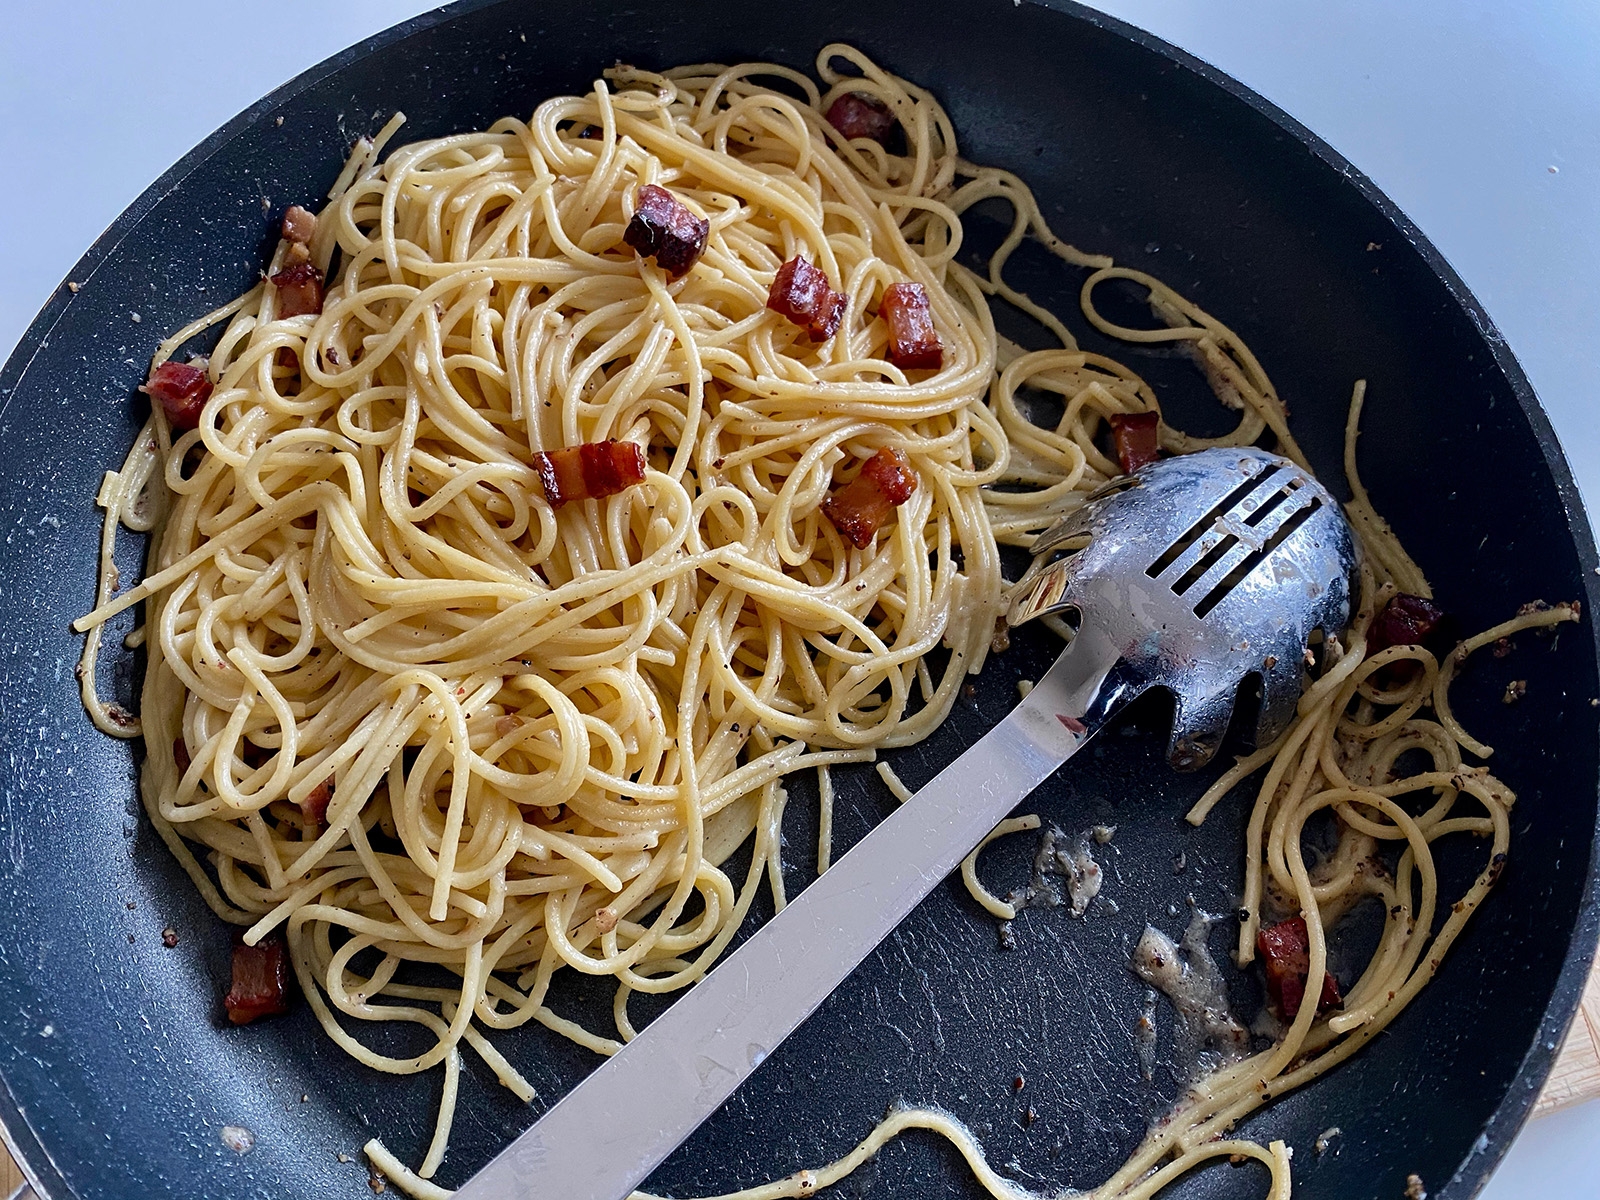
[1,2,1595,1196]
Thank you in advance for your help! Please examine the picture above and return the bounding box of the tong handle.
[455,627,1129,1200]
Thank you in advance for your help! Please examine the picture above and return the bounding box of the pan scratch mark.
[3,785,21,874]
[2,719,22,873]
[872,985,917,1055]
[916,966,944,1052]
[894,932,946,1052]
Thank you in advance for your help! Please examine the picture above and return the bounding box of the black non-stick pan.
[2,2,1597,1197]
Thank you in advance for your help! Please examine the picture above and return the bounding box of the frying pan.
[1,1,1596,1197]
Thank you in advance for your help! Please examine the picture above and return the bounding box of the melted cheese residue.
[1130,908,1250,1082]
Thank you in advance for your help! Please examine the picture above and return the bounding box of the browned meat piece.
[1109,411,1160,473]
[270,261,324,318]
[280,205,317,245]
[879,282,941,370]
[140,361,213,431]
[767,256,846,341]
[826,92,895,142]
[822,447,918,549]
[224,930,292,1025]
[623,184,709,279]
[533,440,647,507]
[1257,916,1341,1019]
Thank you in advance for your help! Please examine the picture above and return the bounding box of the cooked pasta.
[74,43,1570,1200]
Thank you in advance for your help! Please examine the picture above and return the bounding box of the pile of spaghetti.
[75,44,1576,1200]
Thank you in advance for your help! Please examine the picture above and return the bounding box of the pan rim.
[1,1,1596,1196]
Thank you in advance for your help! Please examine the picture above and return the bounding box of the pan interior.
[0,2,1593,1198]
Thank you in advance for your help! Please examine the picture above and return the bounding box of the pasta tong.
[457,445,1360,1200]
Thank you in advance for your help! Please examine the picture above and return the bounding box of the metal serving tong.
[456,445,1360,1200]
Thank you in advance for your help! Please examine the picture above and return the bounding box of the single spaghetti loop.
[74,43,1571,1200]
